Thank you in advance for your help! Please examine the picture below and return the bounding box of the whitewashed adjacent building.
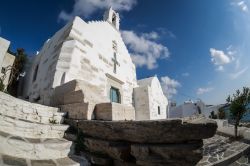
[169,100,205,118]
[134,76,168,120]
[23,8,169,120]
[0,37,15,88]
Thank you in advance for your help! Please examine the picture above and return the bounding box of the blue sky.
[0,0,250,105]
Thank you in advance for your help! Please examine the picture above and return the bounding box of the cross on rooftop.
[112,52,120,73]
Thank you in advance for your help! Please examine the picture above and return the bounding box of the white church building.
[23,8,168,121]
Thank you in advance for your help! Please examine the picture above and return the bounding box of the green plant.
[7,48,27,96]
[49,119,58,124]
[227,87,250,138]
[218,107,225,119]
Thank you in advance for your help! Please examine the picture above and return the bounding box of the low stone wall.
[214,119,250,139]
[65,118,217,166]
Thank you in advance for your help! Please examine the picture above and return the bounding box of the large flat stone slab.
[66,118,217,143]
[95,102,135,121]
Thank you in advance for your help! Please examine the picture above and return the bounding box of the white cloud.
[121,30,169,69]
[230,66,248,79]
[157,28,177,39]
[235,59,240,70]
[197,87,214,95]
[58,0,137,21]
[238,1,248,12]
[216,65,224,71]
[160,76,181,99]
[182,72,190,77]
[142,31,159,40]
[210,48,231,65]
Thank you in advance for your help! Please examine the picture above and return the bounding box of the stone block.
[60,102,89,120]
[63,90,85,105]
[84,137,131,161]
[94,102,135,121]
[131,142,203,165]
[81,151,113,166]
[52,79,106,106]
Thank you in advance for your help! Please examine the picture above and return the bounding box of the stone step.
[0,92,65,124]
[0,131,74,160]
[0,92,59,112]
[0,114,69,139]
[0,154,90,166]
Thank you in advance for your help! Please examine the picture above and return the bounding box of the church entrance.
[110,86,120,103]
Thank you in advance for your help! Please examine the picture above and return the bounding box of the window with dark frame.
[158,106,161,115]
[33,65,39,82]
[110,86,120,103]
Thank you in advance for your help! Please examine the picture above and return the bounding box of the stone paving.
[229,155,250,166]
[197,134,250,166]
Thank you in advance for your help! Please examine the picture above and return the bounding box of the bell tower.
[103,7,120,30]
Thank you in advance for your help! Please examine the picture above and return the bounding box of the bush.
[218,108,225,119]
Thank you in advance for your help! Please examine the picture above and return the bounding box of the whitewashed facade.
[134,76,168,120]
[0,37,15,88]
[24,8,169,120]
[169,100,205,118]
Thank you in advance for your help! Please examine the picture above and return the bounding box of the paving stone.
[208,157,218,163]
[198,134,250,166]
[238,156,248,164]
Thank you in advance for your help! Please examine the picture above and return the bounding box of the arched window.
[33,64,39,82]
[158,106,161,115]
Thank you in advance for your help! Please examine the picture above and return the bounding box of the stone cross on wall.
[112,52,120,73]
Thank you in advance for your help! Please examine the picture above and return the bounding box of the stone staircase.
[0,92,89,166]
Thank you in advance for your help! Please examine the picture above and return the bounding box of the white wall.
[0,52,15,87]
[134,77,168,120]
[169,101,205,118]
[0,38,10,69]
[25,16,137,106]
[148,77,168,120]
[134,86,150,120]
